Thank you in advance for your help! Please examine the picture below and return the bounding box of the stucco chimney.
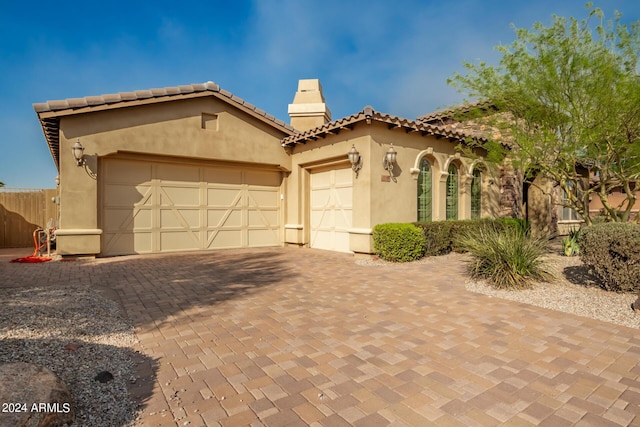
[288,79,332,131]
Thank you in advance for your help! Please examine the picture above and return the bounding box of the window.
[417,158,432,222]
[471,168,482,219]
[446,164,458,220]
[559,186,581,221]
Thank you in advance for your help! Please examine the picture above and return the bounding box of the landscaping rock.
[0,362,74,427]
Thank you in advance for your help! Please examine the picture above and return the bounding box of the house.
[34,79,503,257]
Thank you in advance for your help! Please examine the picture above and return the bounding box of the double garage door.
[101,158,281,256]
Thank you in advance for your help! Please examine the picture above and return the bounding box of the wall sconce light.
[348,145,362,178]
[71,139,97,179]
[72,139,85,166]
[383,143,398,182]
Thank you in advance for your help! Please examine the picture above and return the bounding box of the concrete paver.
[1,247,639,426]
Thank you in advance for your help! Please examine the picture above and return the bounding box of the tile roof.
[417,100,494,124]
[281,106,486,146]
[34,81,296,169]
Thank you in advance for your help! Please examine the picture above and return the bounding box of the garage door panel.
[248,189,278,206]
[104,184,151,206]
[208,209,243,227]
[103,232,152,255]
[160,209,200,228]
[156,163,200,182]
[207,230,243,249]
[249,210,278,226]
[248,229,279,246]
[104,161,152,184]
[207,188,241,206]
[334,213,350,229]
[332,232,350,251]
[203,168,243,184]
[311,211,327,228]
[104,208,152,231]
[334,168,352,185]
[310,189,330,207]
[334,187,352,204]
[160,186,200,205]
[160,231,200,251]
[102,159,281,255]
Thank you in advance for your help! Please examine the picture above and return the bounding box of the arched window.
[471,168,482,219]
[446,164,458,220]
[417,158,432,222]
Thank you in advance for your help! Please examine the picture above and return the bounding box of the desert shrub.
[561,228,581,256]
[414,219,519,255]
[449,219,508,252]
[372,223,426,262]
[457,225,553,290]
[580,223,640,292]
[562,228,581,256]
[497,218,529,234]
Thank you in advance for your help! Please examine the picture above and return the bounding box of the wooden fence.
[0,188,58,248]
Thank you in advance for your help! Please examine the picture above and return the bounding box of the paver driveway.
[2,247,640,426]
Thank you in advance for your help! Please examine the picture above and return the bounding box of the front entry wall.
[310,168,353,252]
[101,158,281,256]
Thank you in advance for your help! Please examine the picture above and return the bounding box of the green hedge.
[579,223,640,293]
[414,218,527,256]
[372,223,426,262]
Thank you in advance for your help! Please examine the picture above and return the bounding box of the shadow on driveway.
[86,248,296,331]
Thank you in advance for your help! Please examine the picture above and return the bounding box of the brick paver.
[1,247,640,426]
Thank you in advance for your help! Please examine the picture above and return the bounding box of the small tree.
[449,4,640,224]
[0,181,4,187]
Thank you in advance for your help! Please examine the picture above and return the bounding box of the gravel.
[0,285,142,426]
[465,253,640,329]
[358,252,640,329]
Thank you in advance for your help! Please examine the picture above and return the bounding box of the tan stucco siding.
[367,123,481,225]
[59,97,290,167]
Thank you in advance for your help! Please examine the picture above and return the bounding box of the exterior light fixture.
[383,143,398,182]
[348,144,361,177]
[70,139,97,179]
[72,139,85,166]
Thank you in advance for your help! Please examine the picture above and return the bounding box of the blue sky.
[1,0,639,188]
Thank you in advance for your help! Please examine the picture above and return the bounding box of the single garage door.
[310,167,353,252]
[101,158,281,255]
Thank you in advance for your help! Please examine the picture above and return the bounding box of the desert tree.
[449,3,640,224]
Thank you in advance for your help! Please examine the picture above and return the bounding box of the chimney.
[288,79,332,131]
